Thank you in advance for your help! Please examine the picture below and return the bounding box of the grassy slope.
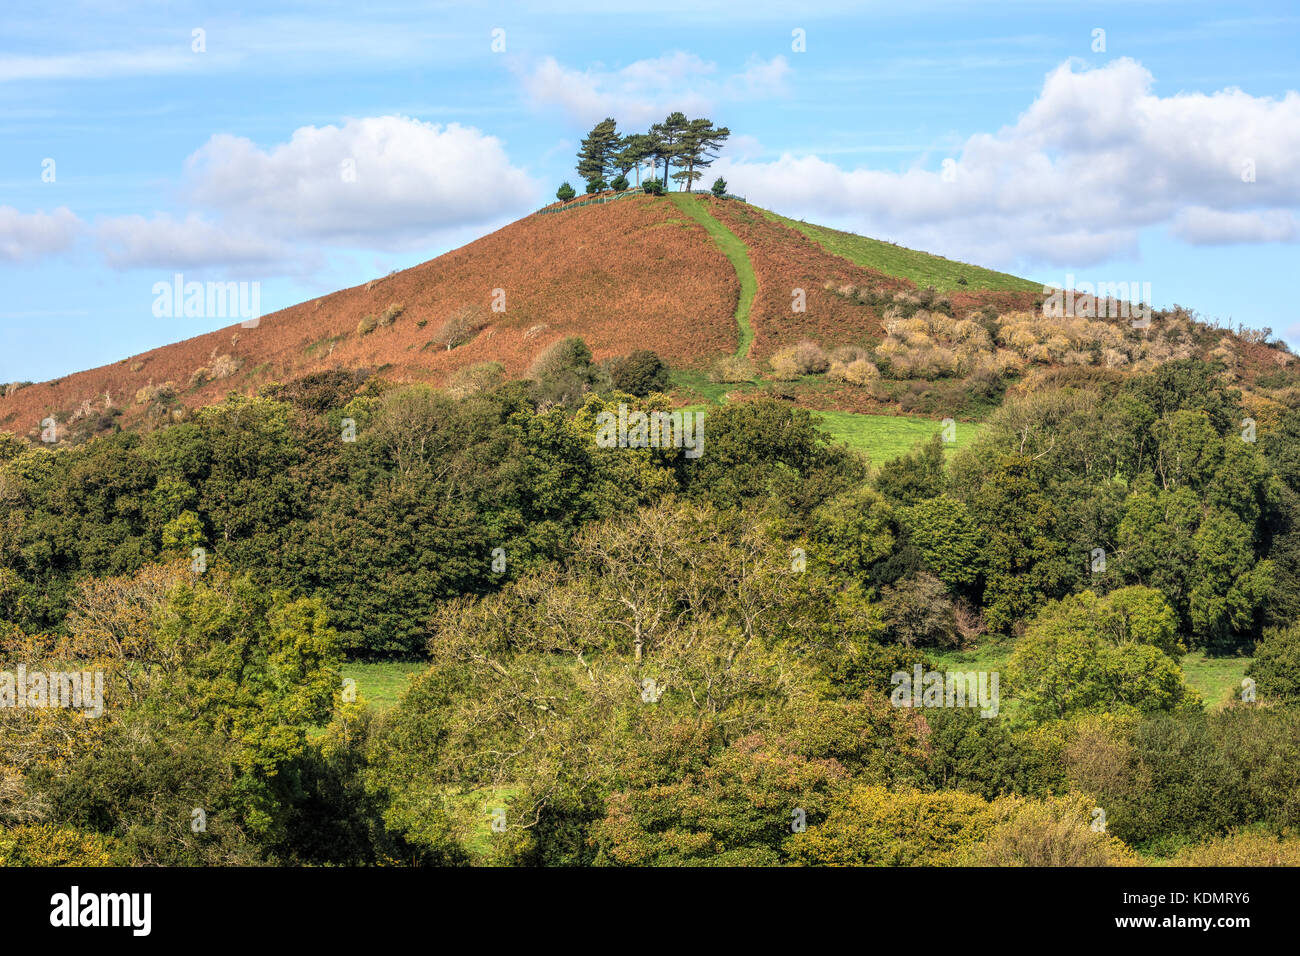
[343,661,425,711]
[668,193,757,358]
[814,409,981,465]
[764,210,1040,294]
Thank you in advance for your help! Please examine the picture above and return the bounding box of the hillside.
[1,190,1294,441]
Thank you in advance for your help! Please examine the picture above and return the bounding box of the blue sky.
[2,0,1298,382]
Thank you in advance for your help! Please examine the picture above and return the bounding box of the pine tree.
[576,118,621,184]
[677,119,730,193]
[649,112,689,189]
[615,133,655,185]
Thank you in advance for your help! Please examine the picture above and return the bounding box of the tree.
[576,117,621,185]
[609,173,628,193]
[898,495,984,592]
[610,350,668,397]
[876,433,946,505]
[879,572,958,648]
[528,336,599,408]
[675,118,730,192]
[555,182,575,202]
[711,176,727,198]
[1246,624,1300,703]
[616,133,656,186]
[1010,589,1196,720]
[648,112,689,189]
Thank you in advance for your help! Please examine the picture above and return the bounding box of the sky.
[2,0,1298,383]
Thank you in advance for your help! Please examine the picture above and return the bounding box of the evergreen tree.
[676,119,730,192]
[576,117,621,184]
[649,112,689,188]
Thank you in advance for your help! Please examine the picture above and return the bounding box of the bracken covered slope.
[2,191,1291,438]
[1,193,740,435]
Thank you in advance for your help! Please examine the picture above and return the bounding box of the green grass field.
[343,661,425,711]
[814,409,982,464]
[928,642,1250,715]
[764,210,1040,294]
[1180,652,1251,710]
[668,193,757,358]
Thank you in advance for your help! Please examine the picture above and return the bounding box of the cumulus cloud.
[97,213,300,271]
[714,58,1300,269]
[0,206,82,262]
[519,52,789,126]
[95,116,538,269]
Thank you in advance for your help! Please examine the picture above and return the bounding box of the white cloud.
[96,214,299,271]
[182,116,537,248]
[92,116,538,270]
[714,58,1300,269]
[518,52,788,126]
[0,206,81,262]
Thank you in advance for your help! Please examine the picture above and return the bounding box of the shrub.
[0,824,125,866]
[1246,623,1300,703]
[770,341,829,380]
[879,572,958,648]
[610,174,629,193]
[210,353,241,379]
[585,177,607,194]
[433,306,486,350]
[611,350,669,396]
[792,340,830,374]
[788,786,1014,866]
[357,314,378,336]
[769,349,801,381]
[529,337,597,407]
[1169,830,1300,866]
[556,182,576,202]
[447,361,505,399]
[829,357,881,386]
[379,303,404,327]
[974,793,1139,866]
[710,356,754,383]
[642,178,665,196]
[711,177,727,198]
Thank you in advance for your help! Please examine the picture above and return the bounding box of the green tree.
[1246,624,1300,703]
[648,112,689,189]
[610,350,669,397]
[674,118,730,192]
[576,117,621,184]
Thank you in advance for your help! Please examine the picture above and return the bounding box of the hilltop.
[1,189,1294,442]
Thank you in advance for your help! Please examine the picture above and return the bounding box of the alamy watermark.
[1042,275,1152,327]
[890,665,1000,718]
[595,403,704,458]
[152,273,261,328]
[0,666,105,718]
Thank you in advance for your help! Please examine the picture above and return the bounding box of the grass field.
[765,210,1040,294]
[669,193,757,358]
[928,642,1250,715]
[344,661,425,711]
[814,409,982,464]
[1181,652,1251,710]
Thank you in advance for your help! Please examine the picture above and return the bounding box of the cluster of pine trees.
[558,112,730,199]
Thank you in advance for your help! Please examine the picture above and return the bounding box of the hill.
[2,190,1294,443]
